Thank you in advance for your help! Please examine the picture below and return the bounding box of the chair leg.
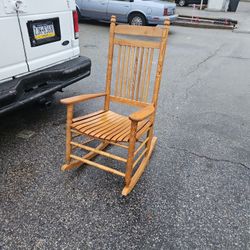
[122,136,157,196]
[124,122,137,188]
[65,104,74,164]
[61,104,74,170]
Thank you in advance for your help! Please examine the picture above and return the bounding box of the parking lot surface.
[1,17,250,249]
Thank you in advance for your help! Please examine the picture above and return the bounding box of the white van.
[0,0,91,115]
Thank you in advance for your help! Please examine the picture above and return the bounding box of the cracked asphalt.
[1,17,250,249]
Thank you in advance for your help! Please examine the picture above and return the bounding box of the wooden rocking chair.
[60,16,170,196]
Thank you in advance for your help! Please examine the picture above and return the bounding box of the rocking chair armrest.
[129,105,155,122]
[60,92,107,105]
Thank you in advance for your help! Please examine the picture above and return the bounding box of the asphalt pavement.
[0,14,250,250]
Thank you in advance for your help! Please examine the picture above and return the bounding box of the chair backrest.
[104,16,170,110]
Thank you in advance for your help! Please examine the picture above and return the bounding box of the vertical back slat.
[140,48,149,101]
[143,48,154,102]
[135,48,144,101]
[114,45,122,96]
[123,46,131,98]
[131,47,140,100]
[127,46,135,98]
[119,45,126,96]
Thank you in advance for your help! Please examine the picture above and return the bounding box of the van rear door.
[0,1,28,81]
[17,0,79,72]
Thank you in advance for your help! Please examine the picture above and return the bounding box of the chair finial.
[164,20,170,27]
[111,15,116,23]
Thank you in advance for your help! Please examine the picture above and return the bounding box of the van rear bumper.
[0,56,91,116]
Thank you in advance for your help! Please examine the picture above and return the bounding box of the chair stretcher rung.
[71,141,127,163]
[136,125,151,140]
[72,133,82,139]
[134,137,149,157]
[71,129,83,135]
[133,148,148,169]
[107,141,129,149]
[70,154,125,177]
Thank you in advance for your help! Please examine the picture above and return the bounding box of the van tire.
[128,13,147,26]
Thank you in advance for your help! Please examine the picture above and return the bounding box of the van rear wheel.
[129,13,146,26]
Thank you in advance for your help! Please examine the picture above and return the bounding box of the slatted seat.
[60,16,170,196]
[71,110,151,142]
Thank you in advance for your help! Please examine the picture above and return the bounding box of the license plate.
[33,23,55,40]
[27,18,61,47]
